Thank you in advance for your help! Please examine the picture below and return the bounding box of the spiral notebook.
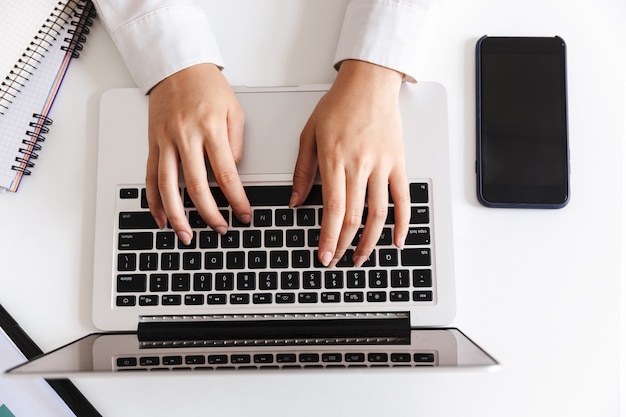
[0,0,95,192]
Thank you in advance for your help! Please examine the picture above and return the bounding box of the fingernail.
[353,255,368,267]
[289,192,299,208]
[214,226,227,235]
[329,258,340,268]
[396,234,407,250]
[320,251,333,267]
[239,213,251,224]
[178,231,192,246]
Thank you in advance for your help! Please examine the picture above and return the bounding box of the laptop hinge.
[136,312,410,342]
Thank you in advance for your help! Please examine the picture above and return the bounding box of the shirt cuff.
[108,6,223,94]
[334,0,432,83]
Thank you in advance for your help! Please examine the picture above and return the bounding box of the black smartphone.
[476,36,569,208]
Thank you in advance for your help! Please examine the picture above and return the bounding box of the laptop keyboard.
[114,182,435,310]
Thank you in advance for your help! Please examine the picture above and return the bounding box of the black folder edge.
[0,304,101,417]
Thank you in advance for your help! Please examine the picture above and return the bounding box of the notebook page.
[0,0,59,85]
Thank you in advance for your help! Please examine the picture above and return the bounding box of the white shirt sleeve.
[93,0,223,94]
[334,0,433,83]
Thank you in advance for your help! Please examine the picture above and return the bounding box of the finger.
[389,164,411,248]
[205,133,252,225]
[334,169,368,265]
[178,141,228,235]
[145,145,167,229]
[353,173,389,267]
[291,120,318,207]
[156,146,193,245]
[227,106,245,164]
[318,161,346,267]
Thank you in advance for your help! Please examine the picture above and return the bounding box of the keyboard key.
[322,353,342,363]
[391,270,411,287]
[119,212,158,229]
[150,274,168,292]
[120,188,139,199]
[253,293,272,304]
[155,231,176,249]
[199,231,219,248]
[259,272,278,290]
[345,353,365,363]
[368,270,388,288]
[390,291,410,302]
[286,229,305,247]
[215,273,234,290]
[184,294,204,305]
[296,208,316,226]
[324,271,343,289]
[183,252,201,270]
[253,209,272,227]
[276,293,295,303]
[230,293,250,304]
[185,355,206,365]
[116,296,136,306]
[237,272,256,290]
[344,292,364,303]
[160,253,180,270]
[207,294,227,305]
[140,357,160,366]
[163,356,183,366]
[378,249,398,267]
[413,269,432,287]
[276,354,297,363]
[248,251,267,269]
[391,353,411,363]
[189,211,206,228]
[291,250,310,268]
[299,353,320,363]
[172,274,190,291]
[139,253,158,271]
[162,295,181,305]
[368,353,388,363]
[117,357,137,367]
[367,291,387,302]
[264,230,283,247]
[281,272,299,289]
[303,271,321,289]
[400,248,431,266]
[204,252,224,269]
[346,270,366,288]
[414,353,435,363]
[243,230,262,248]
[118,232,152,250]
[270,251,289,268]
[406,227,430,245]
[117,253,136,271]
[193,273,212,291]
[410,183,429,203]
[117,274,146,292]
[226,251,245,269]
[231,355,251,364]
[254,354,274,364]
[298,292,318,303]
[275,209,294,226]
[410,207,430,224]
[139,295,159,306]
[208,355,228,364]
[413,291,433,302]
[321,292,341,303]
[221,231,240,248]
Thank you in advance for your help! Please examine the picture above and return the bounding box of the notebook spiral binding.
[3,0,96,176]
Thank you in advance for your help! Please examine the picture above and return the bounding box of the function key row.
[116,290,434,307]
[119,183,430,208]
[116,352,435,368]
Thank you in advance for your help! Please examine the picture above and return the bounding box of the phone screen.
[476,36,569,208]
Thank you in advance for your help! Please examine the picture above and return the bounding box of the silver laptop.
[8,83,498,376]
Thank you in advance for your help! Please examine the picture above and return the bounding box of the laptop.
[8,83,498,376]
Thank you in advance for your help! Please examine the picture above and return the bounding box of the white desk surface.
[1,1,624,416]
